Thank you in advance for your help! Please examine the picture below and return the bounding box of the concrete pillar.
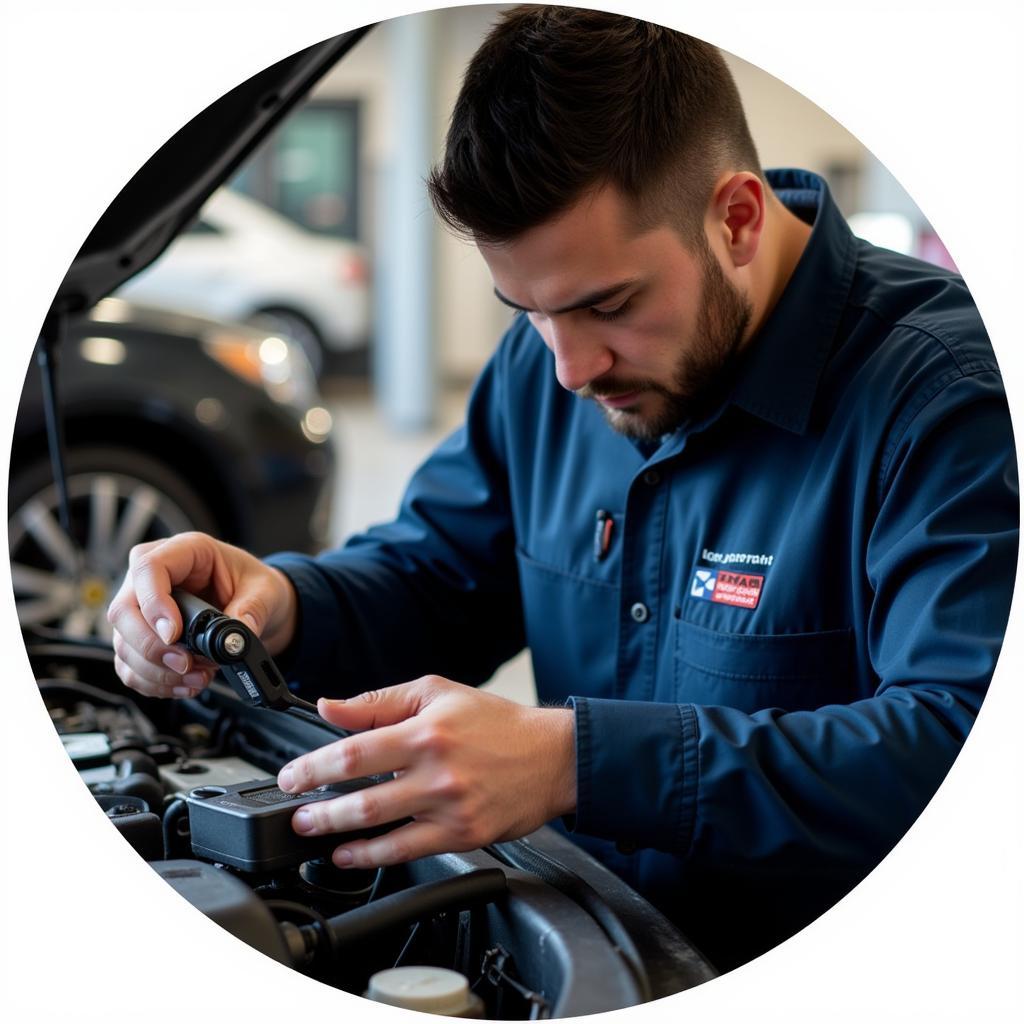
[373,12,438,431]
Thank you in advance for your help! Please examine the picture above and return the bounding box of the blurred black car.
[9,297,334,640]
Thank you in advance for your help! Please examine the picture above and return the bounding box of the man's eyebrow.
[493,280,638,315]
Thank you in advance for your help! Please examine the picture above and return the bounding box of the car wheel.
[246,307,325,377]
[8,447,218,641]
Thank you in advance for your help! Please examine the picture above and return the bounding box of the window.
[231,99,361,241]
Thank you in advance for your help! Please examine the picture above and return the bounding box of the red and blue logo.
[690,567,764,610]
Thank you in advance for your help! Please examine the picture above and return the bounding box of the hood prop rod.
[37,308,73,537]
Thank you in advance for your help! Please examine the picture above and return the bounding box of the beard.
[576,243,753,441]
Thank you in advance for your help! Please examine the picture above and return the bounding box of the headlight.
[301,406,333,444]
[202,329,317,408]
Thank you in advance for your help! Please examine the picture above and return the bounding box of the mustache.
[574,378,660,401]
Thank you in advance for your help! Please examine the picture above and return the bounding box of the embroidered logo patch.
[690,569,717,599]
[689,568,765,610]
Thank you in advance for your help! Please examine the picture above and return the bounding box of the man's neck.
[747,195,814,342]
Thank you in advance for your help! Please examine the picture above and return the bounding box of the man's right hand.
[107,532,298,699]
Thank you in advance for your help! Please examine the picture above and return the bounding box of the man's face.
[479,185,753,440]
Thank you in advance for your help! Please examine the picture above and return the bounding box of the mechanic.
[107,7,1018,970]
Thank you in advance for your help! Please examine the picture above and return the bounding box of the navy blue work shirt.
[268,169,1018,970]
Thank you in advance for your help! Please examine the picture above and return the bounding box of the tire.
[246,306,325,378]
[8,446,218,641]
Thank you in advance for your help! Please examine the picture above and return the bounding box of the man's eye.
[589,300,631,323]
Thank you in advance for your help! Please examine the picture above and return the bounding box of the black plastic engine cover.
[186,776,396,873]
[153,859,291,965]
[94,794,164,862]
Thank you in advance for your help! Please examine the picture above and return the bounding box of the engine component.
[88,766,164,813]
[366,966,485,1017]
[61,731,111,769]
[159,755,271,795]
[299,856,380,897]
[318,869,508,950]
[185,777,397,873]
[153,859,292,965]
[94,794,164,861]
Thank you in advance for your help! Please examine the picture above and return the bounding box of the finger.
[107,538,194,651]
[106,543,166,652]
[315,678,443,732]
[127,532,221,643]
[113,652,207,700]
[108,569,216,673]
[330,820,452,869]
[278,720,417,794]
[223,588,275,638]
[290,776,421,836]
[112,633,215,695]
[107,591,180,675]
[110,621,218,680]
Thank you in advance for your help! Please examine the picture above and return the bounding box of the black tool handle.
[173,589,223,650]
[170,589,317,715]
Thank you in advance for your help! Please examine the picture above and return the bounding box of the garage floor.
[322,377,537,706]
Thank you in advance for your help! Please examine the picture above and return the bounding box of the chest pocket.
[674,617,855,713]
[515,545,620,705]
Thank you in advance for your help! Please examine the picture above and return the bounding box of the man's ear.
[709,172,765,268]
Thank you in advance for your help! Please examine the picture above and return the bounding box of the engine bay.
[31,635,716,1017]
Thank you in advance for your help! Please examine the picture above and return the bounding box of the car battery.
[186,776,397,873]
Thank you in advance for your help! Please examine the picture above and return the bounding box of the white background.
[0,1,1021,1020]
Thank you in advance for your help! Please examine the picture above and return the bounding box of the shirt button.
[630,602,649,623]
[642,469,660,486]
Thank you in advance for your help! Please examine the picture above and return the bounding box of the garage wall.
[726,53,866,177]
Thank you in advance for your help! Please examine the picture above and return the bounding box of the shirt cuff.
[565,696,700,856]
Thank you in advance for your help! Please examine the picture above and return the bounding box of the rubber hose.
[316,868,507,952]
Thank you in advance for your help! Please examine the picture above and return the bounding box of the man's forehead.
[481,231,640,313]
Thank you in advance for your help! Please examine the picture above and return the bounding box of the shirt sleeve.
[265,340,526,698]
[568,368,1017,878]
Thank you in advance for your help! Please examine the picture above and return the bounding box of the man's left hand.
[277,676,577,868]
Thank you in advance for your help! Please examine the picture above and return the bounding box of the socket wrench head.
[222,630,248,658]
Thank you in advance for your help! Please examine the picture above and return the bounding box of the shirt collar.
[727,168,858,436]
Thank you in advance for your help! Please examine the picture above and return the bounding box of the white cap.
[365,966,482,1016]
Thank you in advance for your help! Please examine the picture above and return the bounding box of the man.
[108,7,1017,970]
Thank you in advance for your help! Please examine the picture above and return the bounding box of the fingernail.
[172,686,192,698]
[319,697,345,707]
[162,651,189,674]
[155,618,175,644]
[278,766,295,792]
[241,613,259,632]
[333,848,353,867]
[183,670,207,688]
[293,808,314,833]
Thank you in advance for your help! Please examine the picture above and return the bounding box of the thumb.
[317,678,439,731]
[222,564,296,653]
[223,580,279,638]
[222,597,264,636]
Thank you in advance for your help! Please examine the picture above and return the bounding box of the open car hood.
[52,25,372,316]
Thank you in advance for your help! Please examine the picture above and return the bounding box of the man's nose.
[545,318,614,393]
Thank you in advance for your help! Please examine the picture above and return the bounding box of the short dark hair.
[427,5,763,245]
